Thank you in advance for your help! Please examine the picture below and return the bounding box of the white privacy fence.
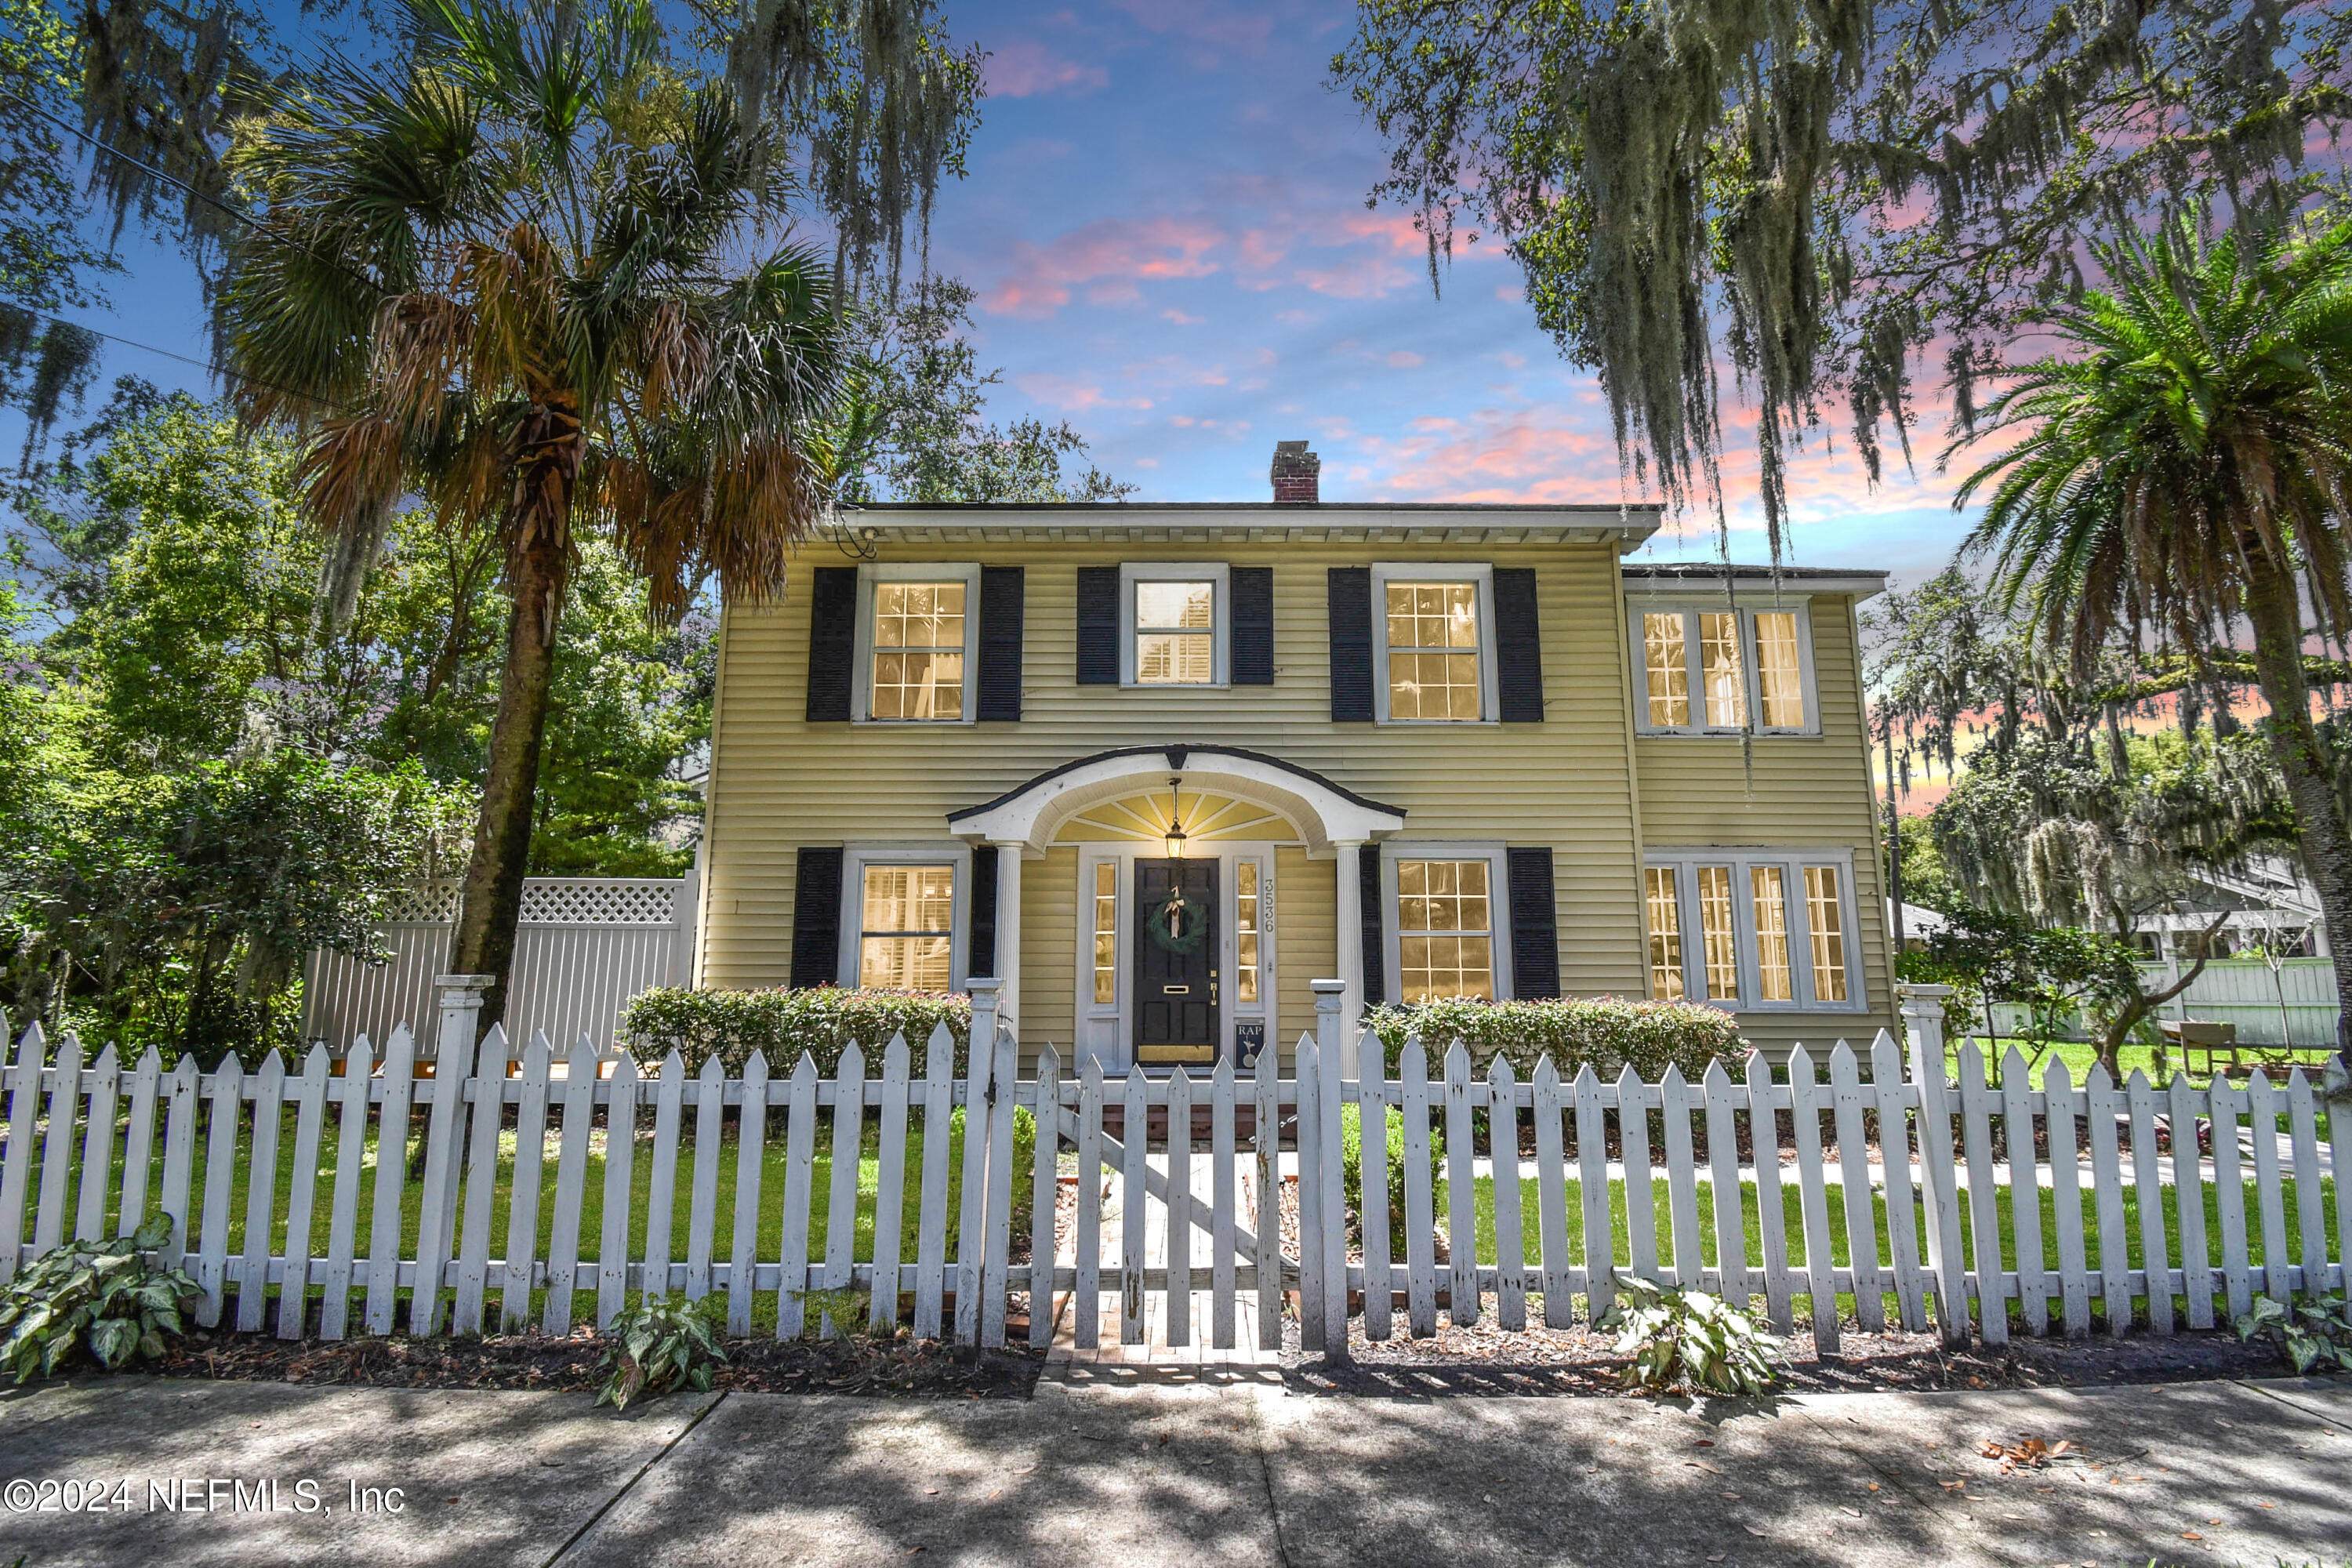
[1,981,2344,1356]
[299,876,696,1058]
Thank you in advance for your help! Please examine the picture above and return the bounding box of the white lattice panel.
[518,879,677,926]
[383,884,461,924]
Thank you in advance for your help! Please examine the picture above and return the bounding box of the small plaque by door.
[1234,1019,1265,1069]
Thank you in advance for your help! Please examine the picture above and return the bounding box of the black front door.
[1134,858,1219,1066]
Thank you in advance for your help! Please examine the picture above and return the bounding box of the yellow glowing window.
[1700,612,1746,728]
[1755,612,1806,728]
[1396,858,1494,1001]
[1642,613,1689,728]
[1806,865,1848,1002]
[1236,861,1261,1005]
[1385,582,1482,721]
[1697,865,1739,1002]
[869,582,966,720]
[1091,860,1118,1005]
[1751,865,1793,1002]
[1644,866,1684,1000]
[858,865,955,990]
[1135,580,1214,684]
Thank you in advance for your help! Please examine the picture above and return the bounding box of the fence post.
[411,974,490,1335]
[953,979,1000,1346]
[1900,983,1970,1345]
[1312,981,1352,1359]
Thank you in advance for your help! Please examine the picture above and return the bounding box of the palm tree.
[1955,208,2352,1070]
[219,0,844,1028]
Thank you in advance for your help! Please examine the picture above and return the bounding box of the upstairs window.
[1119,563,1230,685]
[1632,603,1817,735]
[1135,580,1215,684]
[858,864,956,989]
[854,564,979,724]
[1386,582,1483,721]
[1642,850,1860,1010]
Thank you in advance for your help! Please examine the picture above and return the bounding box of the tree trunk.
[2240,551,2352,1069]
[448,400,582,1032]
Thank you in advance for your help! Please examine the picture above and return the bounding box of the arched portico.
[949,746,1404,1067]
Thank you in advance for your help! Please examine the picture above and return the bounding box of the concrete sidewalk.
[0,1371,2344,1567]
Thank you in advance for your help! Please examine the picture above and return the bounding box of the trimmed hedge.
[1361,995,1744,1083]
[619,986,971,1078]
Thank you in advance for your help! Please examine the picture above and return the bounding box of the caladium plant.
[0,1213,201,1383]
[597,1294,728,1412]
[2234,1294,2352,1375]
[1599,1269,1781,1396]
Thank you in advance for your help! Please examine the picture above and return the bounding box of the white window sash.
[1628,601,1820,737]
[1642,848,1863,1011]
[835,844,973,990]
[852,563,982,725]
[1119,562,1231,687]
[1370,563,1500,725]
[1378,840,1515,1003]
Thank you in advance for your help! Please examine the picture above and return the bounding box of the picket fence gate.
[0,981,2345,1356]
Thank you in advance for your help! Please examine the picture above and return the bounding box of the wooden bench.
[2161,1018,2337,1078]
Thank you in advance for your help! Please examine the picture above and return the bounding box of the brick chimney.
[1270,440,1320,504]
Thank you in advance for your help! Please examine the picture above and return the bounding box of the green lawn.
[1428,1171,2339,1330]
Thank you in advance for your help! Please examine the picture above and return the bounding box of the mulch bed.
[1284,1315,2296,1398]
[147,1326,1044,1399]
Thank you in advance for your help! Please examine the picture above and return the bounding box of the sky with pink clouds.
[28,0,1980,583]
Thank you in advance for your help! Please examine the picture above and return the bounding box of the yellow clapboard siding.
[1015,846,1077,1051]
[1275,844,1338,1068]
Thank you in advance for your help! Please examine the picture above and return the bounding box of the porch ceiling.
[946,745,1406,856]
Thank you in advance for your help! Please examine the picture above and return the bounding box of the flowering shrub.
[1361,995,1744,1082]
[619,986,972,1078]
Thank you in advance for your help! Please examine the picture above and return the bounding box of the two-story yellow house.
[691,443,1893,1067]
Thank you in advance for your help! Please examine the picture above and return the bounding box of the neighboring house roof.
[1889,900,1948,938]
[1624,561,1891,600]
[829,500,1664,546]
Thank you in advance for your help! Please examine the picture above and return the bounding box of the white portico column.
[1333,839,1367,1067]
[990,840,1023,1029]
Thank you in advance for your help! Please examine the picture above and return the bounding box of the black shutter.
[976,567,1024,720]
[967,846,999,978]
[789,846,845,989]
[804,567,858,722]
[1359,843,1385,1007]
[1076,566,1120,684]
[1506,848,1561,1000]
[1328,567,1374,722]
[1494,567,1544,722]
[1231,567,1274,684]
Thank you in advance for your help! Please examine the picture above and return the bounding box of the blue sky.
[35,0,1979,583]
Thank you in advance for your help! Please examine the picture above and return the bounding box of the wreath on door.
[1146,885,1209,956]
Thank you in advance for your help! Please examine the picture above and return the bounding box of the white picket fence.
[1,981,2344,1356]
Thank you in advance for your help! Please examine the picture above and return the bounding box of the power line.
[10,307,345,414]
[0,85,387,300]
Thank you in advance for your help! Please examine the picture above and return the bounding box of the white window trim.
[1370,561,1500,725]
[837,842,974,991]
[1119,562,1231,688]
[1380,840,1515,1004]
[1628,598,1820,737]
[1642,846,1864,1013]
[852,562,982,725]
[1071,841,1280,1075]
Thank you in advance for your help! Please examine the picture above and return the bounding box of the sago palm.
[1955,207,2352,1067]
[223,0,844,1025]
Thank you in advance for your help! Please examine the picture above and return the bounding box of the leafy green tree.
[1956,209,2352,1068]
[222,0,848,1029]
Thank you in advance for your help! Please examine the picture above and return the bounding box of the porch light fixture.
[1163,775,1189,859]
